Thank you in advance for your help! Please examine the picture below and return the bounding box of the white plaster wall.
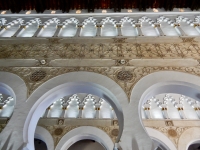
[0,72,27,149]
[178,127,200,150]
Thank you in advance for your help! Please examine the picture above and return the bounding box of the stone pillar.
[135,23,143,36]
[11,24,26,37]
[96,24,102,36]
[194,23,200,34]
[53,24,63,37]
[174,23,187,36]
[154,23,165,36]
[32,24,44,37]
[75,24,83,37]
[116,23,122,36]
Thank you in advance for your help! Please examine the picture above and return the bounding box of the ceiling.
[0,0,199,13]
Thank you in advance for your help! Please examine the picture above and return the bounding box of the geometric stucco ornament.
[167,129,177,137]
[111,129,119,136]
[117,70,133,81]
[30,70,46,82]
[54,128,63,136]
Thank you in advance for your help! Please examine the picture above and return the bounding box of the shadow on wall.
[68,139,105,150]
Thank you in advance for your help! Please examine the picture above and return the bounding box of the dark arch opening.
[68,139,106,150]
[34,138,47,150]
[188,143,200,150]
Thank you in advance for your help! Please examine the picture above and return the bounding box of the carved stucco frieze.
[2,66,200,98]
[150,126,191,148]
[41,125,119,146]
[0,42,200,60]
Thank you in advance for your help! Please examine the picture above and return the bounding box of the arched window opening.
[34,138,47,150]
[80,17,97,37]
[68,139,105,150]
[157,16,179,36]
[141,93,200,120]
[0,93,14,118]
[0,18,24,37]
[42,93,116,119]
[120,17,137,36]
[18,18,41,37]
[58,18,79,37]
[101,17,117,36]
[38,18,60,37]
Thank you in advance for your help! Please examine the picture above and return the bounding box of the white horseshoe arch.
[56,126,114,150]
[23,72,127,150]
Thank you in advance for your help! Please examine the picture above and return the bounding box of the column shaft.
[32,25,44,37]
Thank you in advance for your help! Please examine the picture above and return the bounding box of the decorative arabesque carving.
[151,126,190,148]
[0,41,200,59]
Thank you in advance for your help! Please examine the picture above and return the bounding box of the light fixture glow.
[102,10,107,13]
[26,11,31,14]
[1,11,6,14]
[179,8,184,12]
[51,10,56,14]
[76,10,81,14]
[128,9,132,13]
[153,8,158,12]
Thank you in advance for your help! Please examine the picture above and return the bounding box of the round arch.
[35,126,54,150]
[130,71,200,150]
[56,126,114,150]
[23,72,127,150]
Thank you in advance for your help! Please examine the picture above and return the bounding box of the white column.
[174,23,187,36]
[32,24,44,37]
[144,107,151,119]
[95,106,100,119]
[194,107,200,119]
[78,104,84,118]
[177,107,186,119]
[135,23,143,36]
[194,23,200,34]
[161,107,169,119]
[154,23,165,36]
[96,24,102,36]
[11,24,26,37]
[75,24,83,37]
[60,106,67,118]
[53,24,63,37]
[116,23,122,36]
